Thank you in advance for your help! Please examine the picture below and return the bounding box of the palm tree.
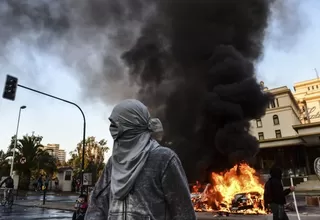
[0,150,10,177]
[7,134,57,190]
[0,150,7,166]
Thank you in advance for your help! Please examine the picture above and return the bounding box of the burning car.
[191,163,267,215]
[230,192,264,214]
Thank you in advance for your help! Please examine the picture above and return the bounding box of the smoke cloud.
[0,0,306,181]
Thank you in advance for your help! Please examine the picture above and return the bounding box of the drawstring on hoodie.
[122,196,127,220]
[124,197,127,220]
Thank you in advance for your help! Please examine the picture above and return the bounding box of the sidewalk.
[294,190,320,196]
[15,200,75,212]
[16,190,80,197]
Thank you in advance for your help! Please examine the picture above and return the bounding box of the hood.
[270,166,282,179]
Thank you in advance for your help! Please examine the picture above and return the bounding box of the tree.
[68,137,109,183]
[7,133,57,190]
[0,150,10,177]
[0,150,7,167]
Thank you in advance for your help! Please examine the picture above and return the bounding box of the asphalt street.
[1,205,320,220]
[18,194,78,202]
[0,206,73,220]
[1,206,320,220]
[1,193,319,220]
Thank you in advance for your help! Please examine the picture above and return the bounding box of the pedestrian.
[76,179,81,192]
[32,180,37,191]
[73,194,88,220]
[0,175,14,200]
[264,166,295,220]
[44,176,49,190]
[37,175,43,191]
[85,99,196,220]
[54,177,59,191]
[72,177,76,192]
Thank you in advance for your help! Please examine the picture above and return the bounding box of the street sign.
[20,157,26,164]
[83,173,92,186]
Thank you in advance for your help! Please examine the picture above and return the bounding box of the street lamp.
[10,105,27,176]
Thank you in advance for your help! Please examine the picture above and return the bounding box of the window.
[275,130,282,138]
[270,99,276,108]
[308,87,310,90]
[317,85,319,89]
[273,115,280,125]
[312,86,314,89]
[65,171,72,181]
[276,98,279,107]
[258,132,264,140]
[256,119,262,128]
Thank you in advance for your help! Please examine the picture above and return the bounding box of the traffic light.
[2,75,18,101]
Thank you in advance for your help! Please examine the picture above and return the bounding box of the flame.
[191,163,267,215]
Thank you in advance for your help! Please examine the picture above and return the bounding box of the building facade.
[251,80,320,177]
[294,78,320,124]
[44,144,66,164]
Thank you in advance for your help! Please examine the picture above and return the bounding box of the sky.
[0,1,319,161]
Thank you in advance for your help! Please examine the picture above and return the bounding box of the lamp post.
[10,105,26,176]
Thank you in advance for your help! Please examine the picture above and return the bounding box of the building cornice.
[302,94,320,101]
[292,121,320,131]
[297,132,320,137]
[259,135,304,149]
[294,78,320,88]
[259,135,302,143]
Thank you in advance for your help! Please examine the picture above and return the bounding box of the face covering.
[109,121,121,140]
[109,99,163,200]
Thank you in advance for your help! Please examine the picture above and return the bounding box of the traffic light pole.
[17,84,87,194]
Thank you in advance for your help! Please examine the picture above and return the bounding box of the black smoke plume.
[0,0,304,182]
[122,0,274,182]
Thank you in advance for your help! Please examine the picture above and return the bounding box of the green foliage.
[67,137,109,183]
[2,133,109,188]
[6,133,57,189]
[0,150,10,177]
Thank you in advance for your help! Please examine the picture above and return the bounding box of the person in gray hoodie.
[85,99,196,220]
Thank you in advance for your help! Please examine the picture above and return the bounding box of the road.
[1,205,319,220]
[20,194,79,202]
[0,206,73,220]
[196,212,320,220]
[2,193,319,219]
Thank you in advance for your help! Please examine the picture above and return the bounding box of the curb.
[14,203,74,212]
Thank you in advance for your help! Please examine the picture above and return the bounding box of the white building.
[250,80,320,181]
[250,85,302,148]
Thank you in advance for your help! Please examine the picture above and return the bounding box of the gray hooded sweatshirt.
[85,99,196,220]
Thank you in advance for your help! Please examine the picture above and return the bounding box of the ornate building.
[251,79,320,181]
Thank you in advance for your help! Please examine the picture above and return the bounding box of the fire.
[191,163,266,215]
